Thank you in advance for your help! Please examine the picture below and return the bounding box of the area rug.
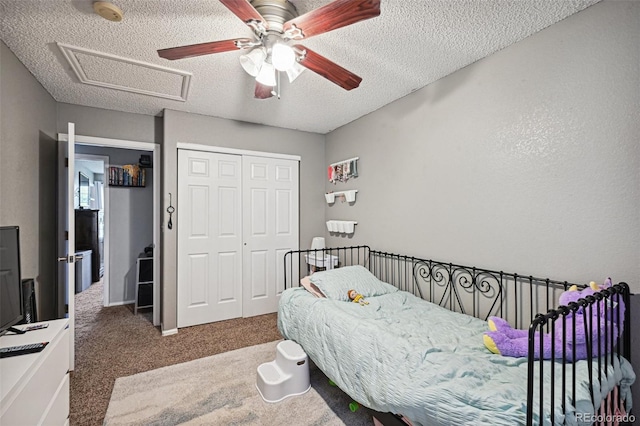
[104,340,374,425]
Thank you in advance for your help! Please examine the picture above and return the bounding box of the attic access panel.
[58,42,192,101]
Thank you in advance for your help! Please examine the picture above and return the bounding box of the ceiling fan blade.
[283,0,380,39]
[254,82,274,99]
[219,0,268,29]
[295,45,362,91]
[158,38,252,60]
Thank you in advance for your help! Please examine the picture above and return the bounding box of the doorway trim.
[177,142,301,161]
[75,153,110,308]
[58,133,161,326]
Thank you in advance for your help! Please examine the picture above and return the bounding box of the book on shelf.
[108,165,146,187]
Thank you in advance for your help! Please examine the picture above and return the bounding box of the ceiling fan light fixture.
[256,61,277,87]
[271,42,296,72]
[239,47,266,77]
[285,61,305,83]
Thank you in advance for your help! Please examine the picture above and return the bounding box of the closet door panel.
[218,187,239,237]
[218,252,239,302]
[250,188,268,235]
[187,253,208,305]
[188,186,209,236]
[249,250,268,298]
[243,156,299,317]
[178,150,242,327]
[275,190,293,235]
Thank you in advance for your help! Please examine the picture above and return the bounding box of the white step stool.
[256,340,311,403]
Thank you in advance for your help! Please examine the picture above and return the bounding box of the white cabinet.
[75,249,92,293]
[0,319,70,426]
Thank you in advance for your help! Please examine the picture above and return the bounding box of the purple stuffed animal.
[483,278,624,360]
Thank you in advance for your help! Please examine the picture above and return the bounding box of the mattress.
[277,287,635,426]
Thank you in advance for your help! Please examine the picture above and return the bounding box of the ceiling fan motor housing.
[251,0,298,33]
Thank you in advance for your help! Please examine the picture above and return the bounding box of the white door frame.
[75,153,110,308]
[58,133,161,326]
[58,123,76,370]
[176,142,300,161]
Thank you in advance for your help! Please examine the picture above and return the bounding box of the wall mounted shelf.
[328,157,359,183]
[108,165,146,187]
[329,156,359,167]
[325,190,358,204]
[326,220,357,234]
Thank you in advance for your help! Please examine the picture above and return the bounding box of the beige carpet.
[104,340,374,426]
[72,280,284,425]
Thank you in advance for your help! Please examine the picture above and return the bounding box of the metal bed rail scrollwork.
[282,245,632,425]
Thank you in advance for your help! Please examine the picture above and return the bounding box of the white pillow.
[309,265,398,301]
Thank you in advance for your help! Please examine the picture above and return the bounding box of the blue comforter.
[278,288,635,426]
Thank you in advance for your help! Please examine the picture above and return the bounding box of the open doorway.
[58,131,161,330]
[74,155,107,300]
[74,145,155,322]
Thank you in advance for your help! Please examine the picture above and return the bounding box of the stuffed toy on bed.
[348,289,369,306]
[483,278,624,360]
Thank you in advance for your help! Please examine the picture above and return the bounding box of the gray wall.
[57,104,160,309]
[76,146,153,305]
[325,1,640,293]
[325,0,640,404]
[0,40,58,320]
[162,109,326,332]
[57,103,162,144]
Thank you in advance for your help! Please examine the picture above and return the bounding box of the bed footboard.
[527,282,632,425]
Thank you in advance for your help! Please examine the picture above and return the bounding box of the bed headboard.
[284,246,581,329]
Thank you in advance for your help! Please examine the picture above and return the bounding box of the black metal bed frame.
[283,245,632,426]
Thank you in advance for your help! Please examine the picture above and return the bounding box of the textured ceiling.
[0,0,599,134]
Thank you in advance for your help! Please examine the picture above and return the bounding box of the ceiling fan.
[157,0,381,99]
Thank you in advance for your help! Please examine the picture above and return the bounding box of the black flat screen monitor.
[0,226,24,336]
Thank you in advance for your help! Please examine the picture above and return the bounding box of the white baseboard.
[162,327,178,337]
[107,299,135,307]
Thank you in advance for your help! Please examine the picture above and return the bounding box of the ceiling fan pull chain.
[274,71,281,99]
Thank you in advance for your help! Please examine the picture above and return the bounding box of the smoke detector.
[93,1,123,22]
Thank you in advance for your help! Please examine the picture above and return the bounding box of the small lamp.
[311,237,325,250]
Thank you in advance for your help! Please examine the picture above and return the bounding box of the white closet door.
[177,150,242,327]
[242,156,299,317]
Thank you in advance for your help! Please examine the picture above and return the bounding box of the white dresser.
[0,319,70,425]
